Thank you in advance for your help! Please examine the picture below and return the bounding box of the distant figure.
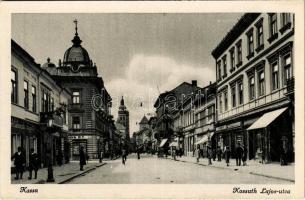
[12,146,26,180]
[79,146,86,171]
[137,147,141,160]
[172,147,177,161]
[99,150,104,163]
[122,148,127,165]
[207,145,213,165]
[195,145,200,163]
[242,146,247,166]
[280,145,288,166]
[235,143,244,166]
[224,146,231,166]
[216,146,222,162]
[28,148,39,180]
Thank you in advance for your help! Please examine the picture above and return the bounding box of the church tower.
[117,96,130,142]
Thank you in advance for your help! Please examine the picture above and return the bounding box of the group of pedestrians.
[194,142,248,167]
[11,147,39,180]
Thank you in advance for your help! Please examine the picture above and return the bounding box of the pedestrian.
[137,147,141,160]
[235,142,244,166]
[224,146,231,166]
[12,146,26,180]
[280,145,287,166]
[216,146,222,162]
[195,145,200,163]
[207,145,213,165]
[79,146,86,171]
[261,148,266,164]
[242,145,247,166]
[28,148,39,180]
[99,150,104,163]
[212,148,216,161]
[122,148,127,165]
[172,147,176,161]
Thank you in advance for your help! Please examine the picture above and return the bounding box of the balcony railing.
[40,111,63,128]
[67,103,84,112]
[218,87,288,121]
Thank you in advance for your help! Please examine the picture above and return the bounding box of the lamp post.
[47,118,55,182]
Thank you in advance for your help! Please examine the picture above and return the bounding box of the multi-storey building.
[44,22,114,160]
[116,96,130,144]
[212,13,294,162]
[11,40,71,168]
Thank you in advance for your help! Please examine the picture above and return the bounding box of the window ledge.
[246,52,254,60]
[255,44,264,53]
[279,22,292,34]
[268,33,278,44]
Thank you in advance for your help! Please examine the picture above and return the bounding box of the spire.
[120,96,124,106]
[71,19,82,46]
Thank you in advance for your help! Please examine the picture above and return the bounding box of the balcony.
[218,87,288,121]
[68,103,84,113]
[40,111,63,128]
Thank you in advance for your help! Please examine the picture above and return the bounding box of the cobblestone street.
[67,154,291,184]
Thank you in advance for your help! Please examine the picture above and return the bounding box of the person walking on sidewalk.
[242,145,247,166]
[79,146,86,171]
[195,145,200,163]
[12,146,26,180]
[224,146,231,167]
[137,147,141,160]
[28,148,39,180]
[172,147,177,161]
[235,142,244,166]
[122,148,127,165]
[207,145,213,165]
[216,146,222,162]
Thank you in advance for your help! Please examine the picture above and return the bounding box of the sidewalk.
[167,156,294,182]
[11,161,106,184]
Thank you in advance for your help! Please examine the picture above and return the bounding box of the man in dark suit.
[28,148,39,179]
[12,146,26,180]
[79,146,86,171]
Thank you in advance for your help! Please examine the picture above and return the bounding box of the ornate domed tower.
[49,20,114,161]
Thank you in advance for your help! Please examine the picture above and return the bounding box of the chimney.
[191,80,197,86]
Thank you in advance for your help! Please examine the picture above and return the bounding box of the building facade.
[116,96,130,145]
[212,13,294,162]
[44,22,114,160]
[11,40,71,168]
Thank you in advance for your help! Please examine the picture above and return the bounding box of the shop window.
[11,70,18,104]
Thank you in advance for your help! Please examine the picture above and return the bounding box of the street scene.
[11,13,295,184]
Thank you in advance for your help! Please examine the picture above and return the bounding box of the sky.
[12,13,243,135]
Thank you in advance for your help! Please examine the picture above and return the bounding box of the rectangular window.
[247,31,254,57]
[72,116,81,130]
[222,55,227,77]
[271,61,279,90]
[236,41,242,66]
[269,13,278,37]
[283,54,292,85]
[219,94,223,114]
[281,13,291,27]
[32,86,36,112]
[42,91,48,112]
[258,70,265,96]
[207,106,213,122]
[51,97,54,111]
[72,91,80,104]
[230,48,235,71]
[11,70,17,103]
[217,61,222,80]
[238,82,243,105]
[24,80,29,109]
[256,22,264,49]
[224,91,228,111]
[231,86,236,108]
[249,76,255,100]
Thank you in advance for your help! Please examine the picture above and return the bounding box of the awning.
[169,142,178,147]
[195,135,208,145]
[247,107,288,130]
[159,139,168,147]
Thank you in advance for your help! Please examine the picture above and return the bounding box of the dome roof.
[63,31,91,66]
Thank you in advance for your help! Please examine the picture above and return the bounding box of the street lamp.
[47,118,55,182]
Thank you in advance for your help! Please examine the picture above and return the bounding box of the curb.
[168,157,294,182]
[58,163,107,184]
